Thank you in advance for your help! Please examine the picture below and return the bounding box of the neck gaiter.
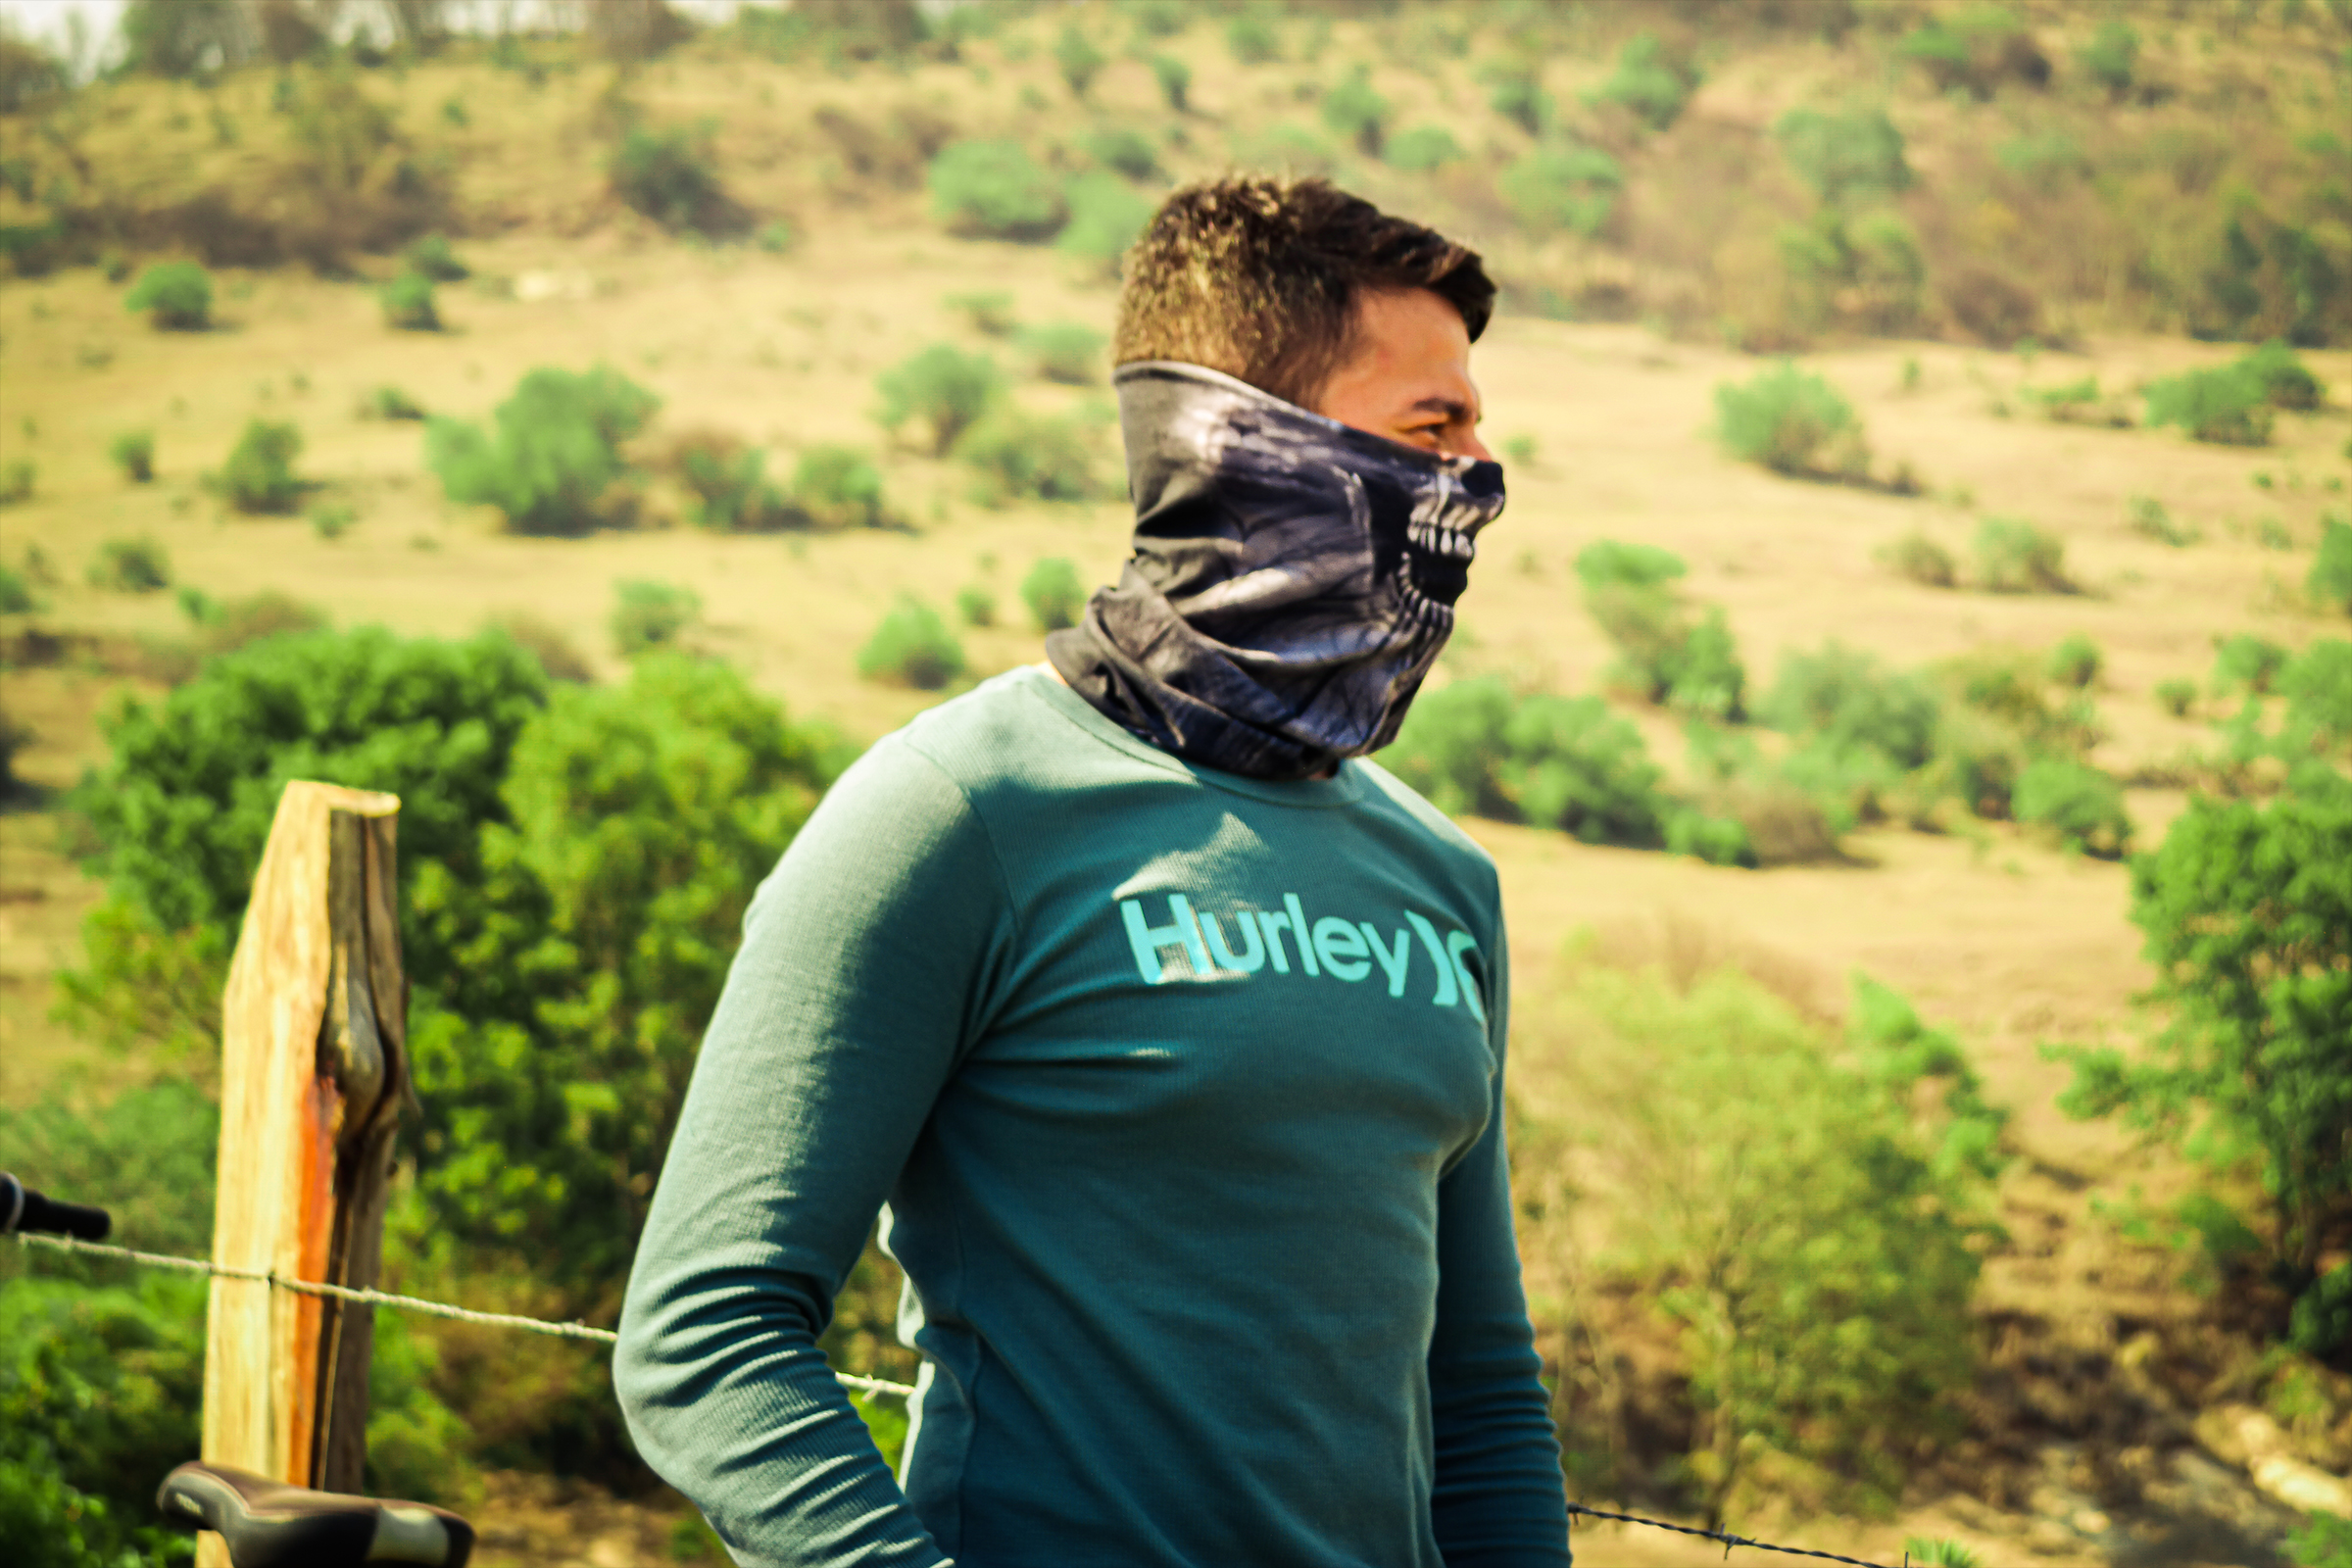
[1046,361,1505,783]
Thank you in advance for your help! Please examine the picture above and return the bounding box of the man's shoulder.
[880,664,1150,795]
[1348,757,1499,882]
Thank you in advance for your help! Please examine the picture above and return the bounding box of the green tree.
[1320,67,1390,156]
[215,418,306,514]
[926,141,1066,241]
[1713,363,1867,478]
[873,344,1004,456]
[2309,514,2352,616]
[1495,145,1622,238]
[426,365,661,536]
[123,262,215,329]
[1053,22,1105,99]
[2054,790,2352,1331]
[1773,107,1913,205]
[857,595,966,690]
[1586,32,1696,131]
[1019,557,1087,630]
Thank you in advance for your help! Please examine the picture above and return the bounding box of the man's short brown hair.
[1113,176,1494,410]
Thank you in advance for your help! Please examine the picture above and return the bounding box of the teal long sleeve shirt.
[613,665,1571,1566]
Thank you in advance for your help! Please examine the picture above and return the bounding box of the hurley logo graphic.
[1118,893,1486,1018]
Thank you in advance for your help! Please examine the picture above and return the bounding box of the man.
[615,176,1571,1567]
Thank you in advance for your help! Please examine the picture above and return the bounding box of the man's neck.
[1035,662,1339,780]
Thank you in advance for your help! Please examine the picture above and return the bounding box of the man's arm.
[1428,925,1575,1566]
[614,738,1014,1567]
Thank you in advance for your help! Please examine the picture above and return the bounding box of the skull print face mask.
[1047,361,1505,783]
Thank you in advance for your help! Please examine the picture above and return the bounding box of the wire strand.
[9,1230,917,1400]
[13,1232,1916,1561]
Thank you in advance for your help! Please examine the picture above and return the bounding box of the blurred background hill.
[1,3,2349,1565]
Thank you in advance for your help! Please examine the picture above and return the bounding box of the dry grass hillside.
[3,4,2351,1566]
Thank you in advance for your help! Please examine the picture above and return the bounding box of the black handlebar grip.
[0,1172,113,1242]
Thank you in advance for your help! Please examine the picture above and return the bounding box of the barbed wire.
[15,1231,1932,1563]
[9,1230,918,1399]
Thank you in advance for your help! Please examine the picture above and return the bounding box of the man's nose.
[1453,429,1495,465]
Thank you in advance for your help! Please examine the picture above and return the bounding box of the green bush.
[367,384,427,420]
[2287,1510,2352,1568]
[1898,6,2046,99]
[0,460,30,505]
[874,344,1004,456]
[0,564,34,613]
[1573,540,1687,592]
[1054,22,1105,98]
[1483,61,1552,136]
[792,444,887,530]
[611,578,702,657]
[1151,53,1191,113]
[2312,514,2352,615]
[946,291,1018,337]
[927,140,1066,241]
[1495,145,1622,238]
[2076,17,2138,99]
[956,584,996,627]
[857,594,966,689]
[957,407,1100,506]
[122,261,213,330]
[1762,642,1942,773]
[2126,494,2196,547]
[1082,126,1158,181]
[1384,124,1463,172]
[216,417,306,514]
[757,220,795,255]
[1774,107,1912,205]
[1057,171,1154,266]
[1382,675,1668,847]
[608,122,728,232]
[1878,529,1957,588]
[2239,340,2327,412]
[2211,632,2289,696]
[2045,633,2102,689]
[1020,556,1087,631]
[2053,790,2352,1326]
[85,536,170,594]
[1714,363,1867,479]
[2012,757,2131,857]
[1321,67,1390,155]
[109,428,155,483]
[2155,677,2197,718]
[1023,321,1105,385]
[1780,209,1927,334]
[426,365,661,536]
[1225,14,1279,64]
[1522,962,1986,1522]
[2143,363,2275,446]
[405,232,468,281]
[675,434,788,532]
[380,270,440,330]
[1971,515,2072,594]
[1586,33,1695,131]
[309,501,356,540]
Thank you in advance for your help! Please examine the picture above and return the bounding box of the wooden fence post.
[199,781,408,1563]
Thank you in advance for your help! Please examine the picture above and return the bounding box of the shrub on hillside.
[1573,540,1688,592]
[0,564,35,613]
[181,589,331,655]
[1082,127,1159,181]
[1020,557,1087,631]
[2155,678,2197,718]
[1762,642,1942,774]
[792,444,888,530]
[1942,267,2042,349]
[1483,58,1552,136]
[955,584,996,627]
[2012,757,2131,858]
[1779,209,1928,335]
[1496,145,1622,238]
[1575,542,1745,718]
[1898,7,2049,100]
[610,579,701,658]
[1384,124,1463,172]
[123,262,213,330]
[875,345,1004,456]
[857,595,965,690]
[109,428,155,484]
[1382,675,1669,849]
[1224,14,1279,64]
[672,432,789,532]
[2046,634,2103,689]
[2077,17,2138,100]
[946,291,1018,337]
[928,141,1066,242]
[427,366,661,536]
[405,233,468,282]
[215,418,306,514]
[1714,363,1867,480]
[1151,54,1191,113]
[86,536,172,594]
[2311,515,2352,616]
[1053,22,1105,99]
[367,384,427,421]
[2143,363,2275,447]
[2211,633,2289,697]
[1878,529,1957,588]
[608,122,730,233]
[2127,495,2197,548]
[2239,340,2326,412]
[0,459,30,506]
[1057,171,1153,267]
[1321,67,1390,156]
[1971,516,2072,594]
[1023,321,1105,385]
[1519,961,1987,1522]
[1773,107,1912,205]
[1586,33,1696,131]
[957,408,1100,506]
[380,270,440,331]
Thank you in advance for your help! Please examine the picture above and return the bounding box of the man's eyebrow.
[1407,395,1477,419]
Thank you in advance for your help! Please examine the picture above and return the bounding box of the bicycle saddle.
[156,1461,473,1568]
